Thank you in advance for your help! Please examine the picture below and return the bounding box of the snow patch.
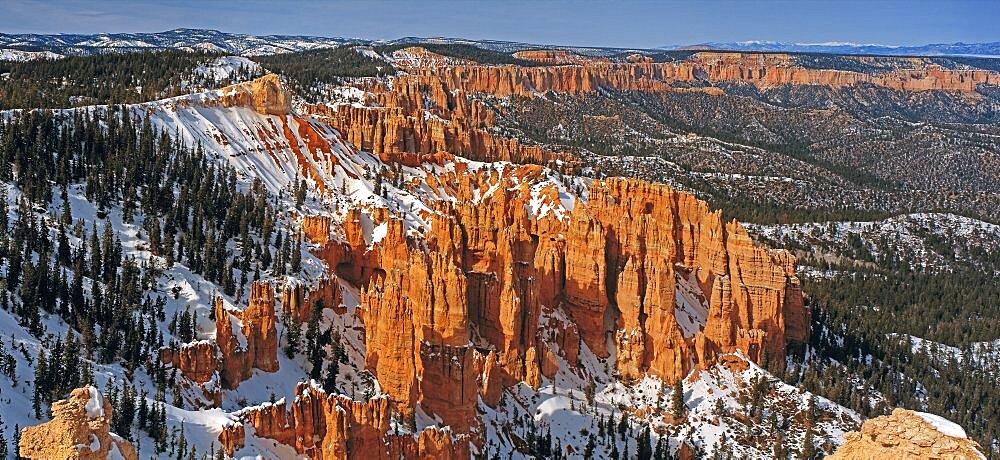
[915,411,968,439]
[84,386,105,418]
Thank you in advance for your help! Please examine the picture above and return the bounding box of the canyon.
[13,41,995,459]
[164,71,809,453]
[310,48,998,180]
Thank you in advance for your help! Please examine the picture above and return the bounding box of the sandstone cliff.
[512,49,604,65]
[827,408,985,459]
[19,387,138,460]
[218,382,470,459]
[159,340,223,406]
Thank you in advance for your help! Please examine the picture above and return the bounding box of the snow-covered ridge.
[0,48,63,61]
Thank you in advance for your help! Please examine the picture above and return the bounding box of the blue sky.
[1,0,997,48]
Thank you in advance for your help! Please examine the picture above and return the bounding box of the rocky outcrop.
[220,382,469,460]
[220,73,292,115]
[315,103,564,165]
[159,341,223,406]
[19,386,138,460]
[215,281,279,389]
[827,408,985,460]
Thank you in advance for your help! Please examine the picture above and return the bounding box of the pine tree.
[13,424,19,460]
[672,378,685,420]
[323,360,338,394]
[654,437,666,460]
[637,425,653,460]
[284,317,301,358]
[33,349,47,417]
[290,234,302,273]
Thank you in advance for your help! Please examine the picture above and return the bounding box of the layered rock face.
[827,409,985,459]
[219,73,291,115]
[306,50,998,184]
[159,341,223,406]
[215,281,279,389]
[422,52,998,97]
[218,382,469,459]
[19,386,138,460]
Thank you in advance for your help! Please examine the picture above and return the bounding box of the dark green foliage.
[0,51,223,109]
[789,253,1000,450]
[0,107,277,412]
[251,46,394,99]
[671,379,684,420]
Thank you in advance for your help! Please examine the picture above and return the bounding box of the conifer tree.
[672,378,685,420]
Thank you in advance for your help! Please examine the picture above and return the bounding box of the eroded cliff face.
[304,74,574,167]
[218,382,470,460]
[827,409,985,459]
[215,281,279,389]
[191,70,812,456]
[298,49,998,192]
[311,160,807,434]
[19,387,138,460]
[159,341,218,383]
[420,52,999,96]
[196,68,818,457]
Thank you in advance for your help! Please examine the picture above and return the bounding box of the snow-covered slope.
[0,48,63,61]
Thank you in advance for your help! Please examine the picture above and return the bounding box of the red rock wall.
[159,341,218,383]
[305,74,574,167]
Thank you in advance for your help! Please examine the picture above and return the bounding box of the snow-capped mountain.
[0,28,645,59]
[0,28,362,57]
[664,40,1000,57]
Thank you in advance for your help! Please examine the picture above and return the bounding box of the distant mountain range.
[0,28,645,59]
[664,40,1000,58]
[0,29,997,60]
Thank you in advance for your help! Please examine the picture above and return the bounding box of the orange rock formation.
[215,281,279,389]
[512,49,604,65]
[319,165,807,431]
[218,382,469,459]
[827,408,985,459]
[306,76,572,167]
[19,387,138,460]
